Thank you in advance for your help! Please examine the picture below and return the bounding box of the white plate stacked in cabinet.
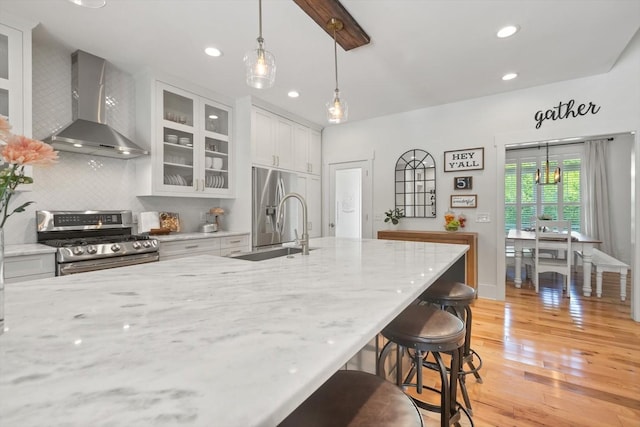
[155,232,249,261]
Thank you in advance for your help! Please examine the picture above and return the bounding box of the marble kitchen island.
[0,237,468,427]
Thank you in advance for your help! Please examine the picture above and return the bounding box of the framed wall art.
[444,147,484,172]
[450,194,477,208]
[454,176,473,190]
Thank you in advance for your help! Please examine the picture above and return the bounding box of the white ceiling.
[1,0,639,127]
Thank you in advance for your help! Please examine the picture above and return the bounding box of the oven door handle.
[58,253,160,275]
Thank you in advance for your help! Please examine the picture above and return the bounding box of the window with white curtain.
[505,144,582,233]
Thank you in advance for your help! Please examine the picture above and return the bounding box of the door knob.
[329,222,335,228]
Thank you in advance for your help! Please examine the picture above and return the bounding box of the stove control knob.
[142,241,152,248]
[87,245,98,255]
[72,247,84,255]
[132,241,142,250]
[111,244,121,252]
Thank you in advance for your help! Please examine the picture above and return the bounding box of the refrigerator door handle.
[275,177,286,235]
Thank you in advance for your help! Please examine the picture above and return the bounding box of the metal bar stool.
[278,370,424,427]
[377,303,473,427]
[419,280,483,415]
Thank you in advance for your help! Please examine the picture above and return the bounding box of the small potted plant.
[384,207,405,225]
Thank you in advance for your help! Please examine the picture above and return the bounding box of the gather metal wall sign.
[534,99,601,129]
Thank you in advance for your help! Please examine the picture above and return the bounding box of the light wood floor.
[416,268,639,426]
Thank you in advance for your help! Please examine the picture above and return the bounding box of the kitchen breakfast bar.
[0,237,468,426]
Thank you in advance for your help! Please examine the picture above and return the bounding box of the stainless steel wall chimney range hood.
[44,50,147,159]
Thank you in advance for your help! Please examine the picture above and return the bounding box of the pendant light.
[326,18,348,124]
[535,142,561,185]
[244,0,276,89]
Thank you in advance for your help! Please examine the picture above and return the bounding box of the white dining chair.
[534,220,572,294]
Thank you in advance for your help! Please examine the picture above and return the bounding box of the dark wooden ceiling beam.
[292,0,370,51]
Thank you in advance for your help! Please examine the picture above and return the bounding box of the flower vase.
[0,228,4,335]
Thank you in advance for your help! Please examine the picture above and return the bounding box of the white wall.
[322,30,640,302]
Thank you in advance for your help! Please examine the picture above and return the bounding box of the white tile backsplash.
[32,37,71,139]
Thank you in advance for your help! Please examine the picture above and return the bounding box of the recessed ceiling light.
[288,90,300,98]
[497,25,519,38]
[502,72,518,81]
[67,0,106,8]
[204,47,222,57]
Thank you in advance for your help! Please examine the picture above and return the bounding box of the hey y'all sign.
[444,148,484,172]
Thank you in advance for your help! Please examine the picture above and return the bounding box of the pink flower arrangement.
[0,116,58,227]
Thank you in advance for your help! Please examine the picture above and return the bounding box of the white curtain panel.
[583,139,614,255]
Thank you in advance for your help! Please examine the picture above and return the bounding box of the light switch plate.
[476,213,490,222]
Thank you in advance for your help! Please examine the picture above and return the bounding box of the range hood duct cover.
[44,50,147,159]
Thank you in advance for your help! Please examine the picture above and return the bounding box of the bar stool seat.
[378,303,472,427]
[421,280,476,305]
[419,280,483,415]
[279,370,424,427]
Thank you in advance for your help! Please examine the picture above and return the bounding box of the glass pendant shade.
[244,39,276,89]
[244,0,275,89]
[326,18,348,124]
[326,90,348,123]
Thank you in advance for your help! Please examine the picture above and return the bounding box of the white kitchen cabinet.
[252,107,294,170]
[0,17,34,186]
[251,107,276,167]
[4,252,55,283]
[296,174,322,238]
[275,117,294,170]
[309,130,321,175]
[159,238,221,261]
[136,80,233,198]
[251,106,319,174]
[293,125,322,176]
[158,233,249,261]
[219,234,250,257]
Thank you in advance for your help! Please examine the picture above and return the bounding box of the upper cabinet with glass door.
[138,80,233,198]
[160,87,196,194]
[0,18,34,187]
[202,101,230,193]
[0,20,28,137]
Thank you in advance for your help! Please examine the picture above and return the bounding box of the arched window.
[395,149,436,218]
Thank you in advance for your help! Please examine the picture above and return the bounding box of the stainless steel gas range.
[36,210,159,276]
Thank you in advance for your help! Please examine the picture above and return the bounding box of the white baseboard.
[478,282,499,300]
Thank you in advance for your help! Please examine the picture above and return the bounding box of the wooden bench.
[577,249,629,301]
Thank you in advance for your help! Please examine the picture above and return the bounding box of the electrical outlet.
[476,213,490,223]
[200,212,207,222]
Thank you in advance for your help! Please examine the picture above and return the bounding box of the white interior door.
[328,160,372,238]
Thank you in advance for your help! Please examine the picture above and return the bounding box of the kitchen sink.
[231,246,311,262]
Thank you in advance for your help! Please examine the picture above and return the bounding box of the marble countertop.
[153,231,249,242]
[0,237,468,427]
[4,243,56,257]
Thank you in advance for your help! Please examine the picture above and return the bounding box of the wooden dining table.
[507,229,602,297]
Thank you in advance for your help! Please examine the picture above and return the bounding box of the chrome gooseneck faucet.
[277,192,309,255]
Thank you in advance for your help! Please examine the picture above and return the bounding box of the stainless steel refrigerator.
[252,166,299,249]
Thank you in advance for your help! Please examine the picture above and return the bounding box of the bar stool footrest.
[461,349,483,383]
